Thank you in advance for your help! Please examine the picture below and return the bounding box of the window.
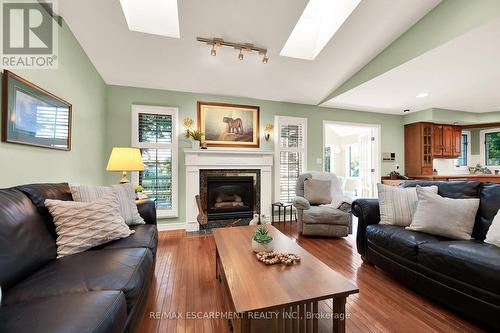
[132,105,178,218]
[275,116,307,203]
[485,131,500,166]
[457,133,469,166]
[324,146,331,172]
[347,144,360,177]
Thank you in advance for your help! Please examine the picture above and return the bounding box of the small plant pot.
[191,140,200,149]
[252,239,274,253]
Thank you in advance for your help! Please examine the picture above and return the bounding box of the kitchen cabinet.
[405,122,462,177]
[433,124,461,158]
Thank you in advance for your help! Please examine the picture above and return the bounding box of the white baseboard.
[156,222,186,232]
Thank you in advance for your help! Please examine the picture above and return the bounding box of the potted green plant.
[189,129,203,149]
[252,226,274,252]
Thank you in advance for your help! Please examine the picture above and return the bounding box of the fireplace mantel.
[184,148,274,231]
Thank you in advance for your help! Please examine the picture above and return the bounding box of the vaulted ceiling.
[60,0,440,106]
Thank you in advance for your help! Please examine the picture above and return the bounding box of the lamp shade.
[106,147,144,171]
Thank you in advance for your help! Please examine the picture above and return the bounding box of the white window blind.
[132,105,178,218]
[275,116,307,203]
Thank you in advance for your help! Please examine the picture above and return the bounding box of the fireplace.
[200,169,260,222]
[206,176,254,220]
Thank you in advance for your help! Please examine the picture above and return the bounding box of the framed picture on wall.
[197,101,260,148]
[1,70,72,150]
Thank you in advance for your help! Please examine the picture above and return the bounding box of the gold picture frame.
[197,101,260,148]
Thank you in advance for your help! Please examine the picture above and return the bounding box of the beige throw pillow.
[304,179,332,205]
[485,209,500,247]
[45,194,134,258]
[70,183,145,226]
[378,183,438,226]
[406,186,480,240]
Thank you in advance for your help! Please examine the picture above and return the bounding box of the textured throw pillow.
[406,186,480,240]
[70,183,145,226]
[304,178,332,205]
[485,209,500,247]
[378,183,438,226]
[45,194,134,258]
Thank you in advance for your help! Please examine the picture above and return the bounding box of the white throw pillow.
[406,186,480,240]
[45,194,134,258]
[378,184,438,226]
[485,210,500,247]
[70,183,145,226]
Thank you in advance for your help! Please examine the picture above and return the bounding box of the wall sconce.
[264,123,273,141]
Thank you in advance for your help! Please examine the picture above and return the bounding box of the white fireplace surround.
[184,148,274,231]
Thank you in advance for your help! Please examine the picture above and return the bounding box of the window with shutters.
[132,105,178,218]
[274,116,307,203]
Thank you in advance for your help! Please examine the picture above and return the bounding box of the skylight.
[120,0,180,38]
[280,0,361,60]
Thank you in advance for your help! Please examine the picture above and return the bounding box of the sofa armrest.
[351,199,380,258]
[136,199,157,225]
[292,196,310,210]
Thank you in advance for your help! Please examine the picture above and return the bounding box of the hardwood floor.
[137,222,485,333]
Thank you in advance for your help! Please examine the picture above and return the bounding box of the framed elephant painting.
[197,101,260,148]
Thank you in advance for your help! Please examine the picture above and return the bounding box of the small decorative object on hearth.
[264,123,273,141]
[252,226,274,252]
[256,251,301,265]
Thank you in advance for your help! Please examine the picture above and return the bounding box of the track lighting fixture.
[197,37,268,64]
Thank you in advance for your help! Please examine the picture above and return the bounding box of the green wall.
[0,21,107,187]
[106,85,404,224]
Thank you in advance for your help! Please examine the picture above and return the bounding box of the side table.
[271,202,296,223]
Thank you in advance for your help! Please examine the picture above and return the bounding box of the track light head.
[238,50,244,60]
[210,45,216,56]
[262,55,269,64]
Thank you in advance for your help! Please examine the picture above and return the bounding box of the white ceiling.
[60,0,439,105]
[324,17,500,114]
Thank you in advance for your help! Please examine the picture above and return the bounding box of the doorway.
[323,121,380,198]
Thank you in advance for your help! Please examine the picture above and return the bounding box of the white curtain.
[359,134,373,197]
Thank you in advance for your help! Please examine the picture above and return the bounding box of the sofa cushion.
[366,225,447,262]
[401,180,481,199]
[419,240,500,295]
[0,188,56,290]
[17,183,73,239]
[302,205,350,225]
[96,224,158,255]
[3,248,153,312]
[475,183,500,240]
[0,291,126,333]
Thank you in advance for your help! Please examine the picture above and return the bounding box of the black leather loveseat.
[352,180,500,331]
[0,183,158,333]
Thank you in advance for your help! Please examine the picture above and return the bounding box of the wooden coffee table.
[213,225,358,333]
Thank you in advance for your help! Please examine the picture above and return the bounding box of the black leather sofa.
[0,183,158,333]
[352,180,500,331]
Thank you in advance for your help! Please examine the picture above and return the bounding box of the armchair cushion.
[303,206,350,226]
[293,196,310,210]
[304,179,331,205]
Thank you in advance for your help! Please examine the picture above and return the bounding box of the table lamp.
[106,147,144,183]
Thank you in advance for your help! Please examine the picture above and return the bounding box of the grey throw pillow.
[70,183,145,226]
[304,178,332,205]
[45,194,134,258]
[406,186,480,240]
[378,183,438,226]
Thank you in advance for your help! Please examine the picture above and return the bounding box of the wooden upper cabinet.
[454,126,462,156]
[442,125,455,157]
[433,125,443,156]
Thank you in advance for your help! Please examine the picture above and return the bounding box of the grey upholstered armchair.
[292,171,352,237]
